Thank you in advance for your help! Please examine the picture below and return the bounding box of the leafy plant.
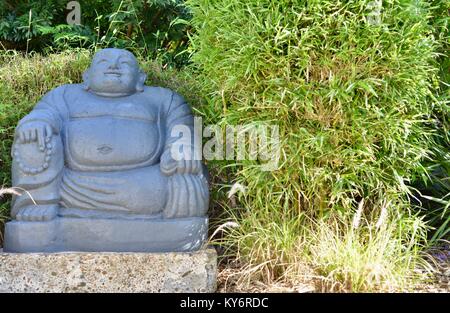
[186,0,447,289]
[411,0,449,242]
[0,1,191,67]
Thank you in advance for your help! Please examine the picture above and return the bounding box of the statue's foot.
[15,204,58,221]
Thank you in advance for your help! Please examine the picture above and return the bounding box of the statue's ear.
[136,70,147,92]
[82,70,90,91]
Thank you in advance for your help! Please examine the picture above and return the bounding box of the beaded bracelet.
[13,142,53,175]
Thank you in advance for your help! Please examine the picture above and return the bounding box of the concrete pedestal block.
[0,248,217,293]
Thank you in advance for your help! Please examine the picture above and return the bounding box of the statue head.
[82,48,147,97]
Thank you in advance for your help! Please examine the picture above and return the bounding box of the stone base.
[0,248,217,292]
[4,217,208,253]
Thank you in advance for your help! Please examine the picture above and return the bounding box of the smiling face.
[84,49,145,97]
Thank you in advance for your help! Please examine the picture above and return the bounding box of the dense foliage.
[0,0,190,66]
[186,0,448,288]
[411,0,449,242]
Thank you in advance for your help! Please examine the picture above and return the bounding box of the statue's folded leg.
[59,165,169,218]
[59,165,208,219]
[11,134,64,221]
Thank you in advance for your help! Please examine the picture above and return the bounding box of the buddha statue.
[4,48,209,252]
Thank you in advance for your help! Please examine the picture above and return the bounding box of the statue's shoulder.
[42,83,82,98]
[142,86,186,103]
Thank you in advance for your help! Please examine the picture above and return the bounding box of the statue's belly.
[65,117,162,170]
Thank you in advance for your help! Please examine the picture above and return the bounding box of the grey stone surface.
[5,48,210,253]
[0,248,217,293]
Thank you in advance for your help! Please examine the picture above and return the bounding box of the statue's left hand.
[160,150,202,176]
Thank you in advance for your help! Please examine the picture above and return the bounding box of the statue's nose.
[108,59,120,70]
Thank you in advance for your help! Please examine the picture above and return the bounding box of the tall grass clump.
[308,212,432,292]
[186,0,445,290]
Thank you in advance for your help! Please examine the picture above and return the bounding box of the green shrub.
[186,0,446,290]
[0,1,191,67]
[420,0,449,242]
[409,0,449,242]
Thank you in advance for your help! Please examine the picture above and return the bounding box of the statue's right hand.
[16,121,53,151]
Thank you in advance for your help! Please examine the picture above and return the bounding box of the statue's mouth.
[104,71,122,77]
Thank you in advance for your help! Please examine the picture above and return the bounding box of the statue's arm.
[15,86,68,148]
[159,90,209,218]
[160,91,202,176]
[17,86,67,133]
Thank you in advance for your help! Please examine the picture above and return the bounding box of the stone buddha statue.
[4,48,209,253]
